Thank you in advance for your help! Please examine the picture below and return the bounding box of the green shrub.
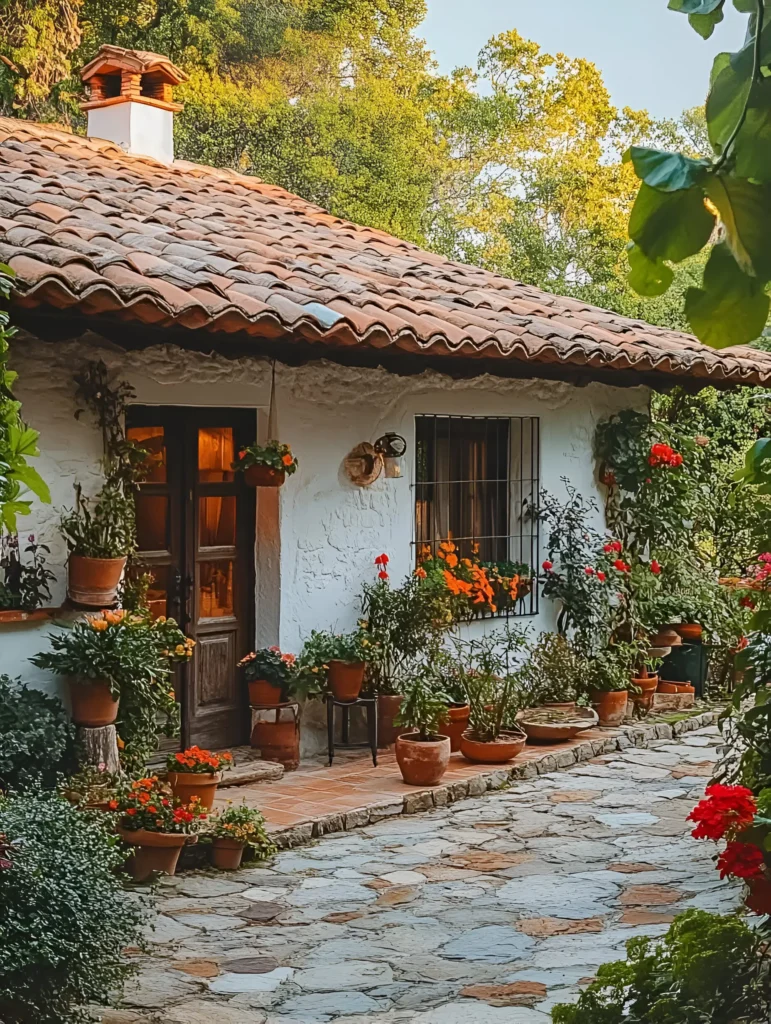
[0,791,148,1023]
[552,910,771,1024]
[0,674,76,792]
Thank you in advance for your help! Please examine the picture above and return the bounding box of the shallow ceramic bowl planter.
[67,677,119,727]
[67,554,126,607]
[328,660,366,702]
[0,608,52,624]
[248,679,283,705]
[211,838,246,871]
[516,706,598,743]
[590,689,629,727]
[244,464,285,488]
[167,771,222,810]
[442,703,470,752]
[657,680,695,695]
[395,732,451,785]
[377,694,403,748]
[118,828,193,881]
[674,623,702,643]
[459,727,527,764]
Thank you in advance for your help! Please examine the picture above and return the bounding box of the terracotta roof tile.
[1,114,770,385]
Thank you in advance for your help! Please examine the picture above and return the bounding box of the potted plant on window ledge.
[394,667,452,786]
[234,440,298,488]
[60,483,136,607]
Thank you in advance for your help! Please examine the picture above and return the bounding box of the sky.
[422,0,747,119]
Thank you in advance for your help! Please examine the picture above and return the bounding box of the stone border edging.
[272,710,719,850]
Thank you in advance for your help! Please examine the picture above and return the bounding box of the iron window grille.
[413,414,540,617]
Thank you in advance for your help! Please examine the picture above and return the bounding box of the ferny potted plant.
[166,746,233,810]
[60,483,136,606]
[234,440,298,488]
[207,800,277,870]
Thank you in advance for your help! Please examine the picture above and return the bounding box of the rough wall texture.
[3,332,648,748]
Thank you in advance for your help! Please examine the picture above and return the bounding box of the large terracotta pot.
[590,689,629,727]
[441,703,470,752]
[377,694,403,748]
[68,678,119,727]
[459,728,527,764]
[67,554,126,607]
[674,623,703,643]
[395,732,450,786]
[631,675,658,714]
[211,838,246,871]
[248,679,283,705]
[328,660,365,702]
[167,771,222,811]
[745,876,771,915]
[118,828,191,881]
[244,465,285,488]
[251,716,300,771]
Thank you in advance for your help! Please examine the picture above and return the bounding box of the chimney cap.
[80,45,188,87]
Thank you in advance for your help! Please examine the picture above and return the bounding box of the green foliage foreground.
[552,910,771,1024]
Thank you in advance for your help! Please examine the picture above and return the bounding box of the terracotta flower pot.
[251,717,300,771]
[67,678,119,727]
[657,680,694,695]
[649,628,682,648]
[459,728,527,764]
[328,660,365,702]
[745,876,771,915]
[67,554,126,608]
[395,732,450,786]
[377,694,403,748]
[211,838,246,871]
[441,703,470,752]
[244,464,285,488]
[118,828,190,881]
[248,679,283,705]
[167,771,222,810]
[631,676,658,713]
[590,689,629,727]
[674,623,703,643]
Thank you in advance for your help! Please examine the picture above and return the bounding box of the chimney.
[80,46,187,164]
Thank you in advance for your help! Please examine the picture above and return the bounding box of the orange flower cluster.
[435,541,498,612]
[169,746,233,774]
[113,775,207,833]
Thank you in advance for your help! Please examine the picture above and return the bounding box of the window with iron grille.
[413,415,540,617]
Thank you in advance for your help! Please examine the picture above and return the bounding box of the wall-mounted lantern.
[374,432,407,479]
[343,432,407,487]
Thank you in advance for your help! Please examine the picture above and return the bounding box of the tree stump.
[77,725,120,773]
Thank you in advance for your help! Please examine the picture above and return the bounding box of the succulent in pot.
[60,483,136,606]
[206,800,277,870]
[239,646,297,705]
[234,440,298,487]
[300,627,373,702]
[166,746,233,810]
[394,666,451,786]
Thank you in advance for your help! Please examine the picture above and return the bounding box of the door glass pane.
[144,565,171,621]
[199,560,234,618]
[199,496,236,548]
[135,494,169,552]
[127,425,166,482]
[198,427,234,482]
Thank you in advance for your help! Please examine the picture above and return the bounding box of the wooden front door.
[127,407,256,749]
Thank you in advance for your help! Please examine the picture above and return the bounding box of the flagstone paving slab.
[114,711,737,1022]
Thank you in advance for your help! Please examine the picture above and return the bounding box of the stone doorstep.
[266,709,720,850]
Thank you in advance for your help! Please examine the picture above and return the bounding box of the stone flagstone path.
[108,725,739,1024]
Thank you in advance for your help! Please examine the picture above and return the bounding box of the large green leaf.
[668,0,723,12]
[11,463,51,503]
[627,244,674,297]
[732,78,771,181]
[629,183,715,263]
[690,3,726,38]
[706,175,771,278]
[685,243,770,347]
[707,20,771,158]
[624,147,710,191]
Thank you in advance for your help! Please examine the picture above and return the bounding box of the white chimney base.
[87,100,174,164]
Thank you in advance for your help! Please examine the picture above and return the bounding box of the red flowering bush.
[111,776,207,833]
[648,442,684,468]
[688,784,757,841]
[717,841,765,880]
[167,746,233,775]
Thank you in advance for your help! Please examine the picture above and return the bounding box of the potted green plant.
[111,774,206,881]
[0,533,56,621]
[239,646,297,705]
[60,483,136,606]
[234,440,298,487]
[300,628,372,702]
[585,641,639,726]
[60,763,121,811]
[207,800,277,870]
[166,746,233,810]
[394,666,452,786]
[515,632,587,709]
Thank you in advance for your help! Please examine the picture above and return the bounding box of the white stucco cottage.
[2,46,770,753]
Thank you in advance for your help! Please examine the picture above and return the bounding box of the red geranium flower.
[378,570,389,580]
[688,784,757,842]
[584,566,594,576]
[613,559,631,573]
[603,543,613,554]
[717,841,765,880]
[650,560,661,575]
[596,571,606,582]
[611,541,622,553]
[542,560,553,571]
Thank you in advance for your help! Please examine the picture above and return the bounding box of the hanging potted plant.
[300,628,371,702]
[239,646,297,705]
[0,533,56,622]
[166,746,233,810]
[60,483,136,607]
[394,667,452,786]
[207,801,277,871]
[111,775,207,881]
[234,440,298,488]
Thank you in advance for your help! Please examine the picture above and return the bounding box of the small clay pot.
[459,728,527,764]
[251,716,300,770]
[395,732,450,786]
[328,660,365,702]
[590,689,629,727]
[657,680,694,695]
[244,464,285,488]
[68,678,119,727]
[377,694,403,748]
[631,676,658,714]
[745,876,771,915]
[248,679,283,705]
[441,703,470,752]
[118,828,191,881]
[674,623,703,643]
[211,838,246,871]
[167,771,222,810]
[67,554,126,607]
